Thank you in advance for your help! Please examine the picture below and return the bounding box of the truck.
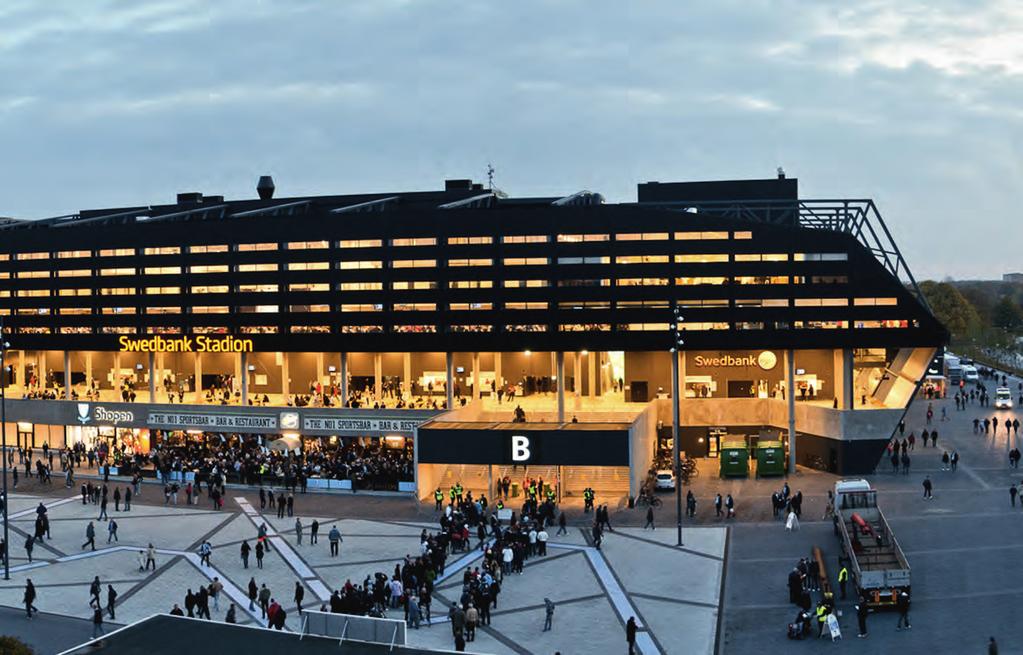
[943,354,962,387]
[832,479,910,609]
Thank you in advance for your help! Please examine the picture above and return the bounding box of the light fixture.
[328,366,337,373]
[136,364,144,370]
[524,350,532,356]
[247,365,256,371]
[580,350,588,356]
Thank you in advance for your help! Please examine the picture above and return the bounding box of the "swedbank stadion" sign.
[118,335,253,353]
[693,351,777,370]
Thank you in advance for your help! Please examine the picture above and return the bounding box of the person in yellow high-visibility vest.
[816,602,828,638]
[838,565,849,599]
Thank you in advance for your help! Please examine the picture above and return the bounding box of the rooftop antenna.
[487,163,495,190]
[777,166,786,180]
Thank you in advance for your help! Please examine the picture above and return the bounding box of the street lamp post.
[671,305,684,547]
[0,318,10,579]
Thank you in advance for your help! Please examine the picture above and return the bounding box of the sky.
[0,0,1020,281]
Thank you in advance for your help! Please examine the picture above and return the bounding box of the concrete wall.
[629,401,658,497]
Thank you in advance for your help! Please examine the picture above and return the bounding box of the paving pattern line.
[233,497,330,601]
[8,495,79,519]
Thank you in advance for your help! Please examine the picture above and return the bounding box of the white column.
[494,352,503,390]
[403,352,412,400]
[373,353,382,403]
[63,350,71,399]
[83,351,90,393]
[587,350,597,397]
[340,352,348,404]
[280,352,289,403]
[472,352,480,402]
[194,352,203,404]
[39,352,46,389]
[148,351,156,402]
[241,351,249,406]
[113,352,120,397]
[556,352,565,423]
[786,349,796,473]
[316,352,324,388]
[573,352,582,411]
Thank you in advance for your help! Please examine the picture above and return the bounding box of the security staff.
[434,488,444,511]
[838,564,849,599]
[816,601,828,638]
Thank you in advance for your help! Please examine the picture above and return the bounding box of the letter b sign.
[511,435,531,462]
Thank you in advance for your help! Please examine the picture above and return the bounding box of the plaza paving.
[0,486,725,654]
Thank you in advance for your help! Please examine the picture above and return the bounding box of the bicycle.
[637,493,662,507]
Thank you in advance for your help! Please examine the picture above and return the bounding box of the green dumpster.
[719,436,749,478]
[756,440,786,477]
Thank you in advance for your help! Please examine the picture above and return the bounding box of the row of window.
[10,319,916,336]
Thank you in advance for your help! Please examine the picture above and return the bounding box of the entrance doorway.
[707,427,727,458]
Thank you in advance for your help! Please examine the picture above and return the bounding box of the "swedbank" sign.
[693,351,777,370]
[118,335,253,353]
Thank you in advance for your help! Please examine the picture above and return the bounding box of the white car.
[995,387,1013,410]
[655,470,676,491]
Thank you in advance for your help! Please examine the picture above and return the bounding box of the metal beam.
[230,200,311,218]
[438,193,495,210]
[330,196,400,214]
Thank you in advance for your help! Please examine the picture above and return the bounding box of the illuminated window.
[98,248,135,257]
[450,325,493,332]
[503,279,548,288]
[338,239,382,248]
[287,262,329,271]
[733,276,789,285]
[58,250,91,259]
[797,320,850,329]
[144,246,181,255]
[393,302,437,311]
[101,327,136,334]
[614,255,669,264]
[16,308,49,315]
[339,260,382,270]
[733,231,753,239]
[677,299,728,308]
[288,304,330,312]
[504,257,548,266]
[617,277,669,286]
[16,289,50,297]
[146,327,182,334]
[238,243,279,252]
[341,325,383,333]
[190,265,229,274]
[450,280,493,289]
[557,256,610,264]
[557,279,610,287]
[17,251,49,260]
[392,281,437,290]
[793,275,849,284]
[238,305,278,313]
[676,276,728,285]
[794,298,849,307]
[616,233,669,241]
[101,307,136,315]
[59,307,91,315]
[448,258,493,267]
[680,322,730,331]
[448,236,493,245]
[189,245,228,254]
[19,327,51,333]
[190,285,228,293]
[61,327,93,334]
[394,324,437,333]
[502,235,548,244]
[793,253,849,262]
[0,254,7,261]
[392,259,436,268]
[617,300,669,308]
[288,283,328,292]
[287,240,329,250]
[58,269,91,278]
[99,287,135,296]
[505,324,547,332]
[237,263,278,272]
[17,271,50,279]
[194,326,229,334]
[675,254,728,263]
[146,307,182,314]
[143,266,181,275]
[854,319,908,328]
[734,254,788,262]
[735,299,789,307]
[191,306,230,314]
[617,323,670,331]
[736,322,765,330]
[559,323,611,331]
[341,304,383,312]
[449,302,493,310]
[340,282,383,291]
[557,301,611,309]
[240,326,279,334]
[99,268,136,276]
[145,286,181,294]
[58,288,92,296]
[391,238,437,247]
[505,302,549,310]
[675,231,729,240]
[853,297,898,306]
[557,234,609,242]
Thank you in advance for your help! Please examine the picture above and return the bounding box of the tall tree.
[991,295,1023,331]
[919,280,981,339]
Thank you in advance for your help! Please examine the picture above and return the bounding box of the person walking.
[258,584,271,619]
[24,579,38,619]
[106,585,117,620]
[255,540,264,569]
[247,577,258,611]
[113,487,121,512]
[124,486,132,511]
[145,543,157,571]
[725,494,735,518]
[198,541,212,567]
[1010,484,1018,508]
[98,496,108,521]
[91,606,104,639]
[240,540,251,568]
[106,519,118,543]
[990,637,999,654]
[556,511,567,535]
[644,506,655,530]
[922,476,933,500]
[295,518,303,545]
[294,581,305,615]
[856,600,869,638]
[82,521,96,551]
[257,523,271,553]
[895,590,911,630]
[626,616,638,654]
[24,535,34,563]
[465,603,479,641]
[310,519,319,544]
[542,597,555,632]
[714,493,723,518]
[328,525,342,557]
[838,564,849,599]
[89,576,101,610]
[210,577,223,611]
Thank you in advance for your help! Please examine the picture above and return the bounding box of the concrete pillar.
[280,352,289,403]
[63,350,71,399]
[472,352,480,402]
[587,350,597,397]
[556,351,565,423]
[241,351,249,406]
[573,352,582,411]
[445,352,454,409]
[843,348,854,411]
[340,352,348,405]
[194,352,203,403]
[148,351,156,402]
[113,352,120,395]
[39,352,46,389]
[786,349,796,473]
[316,352,324,388]
[494,352,503,390]
[403,352,412,400]
[83,351,90,392]
[373,353,383,403]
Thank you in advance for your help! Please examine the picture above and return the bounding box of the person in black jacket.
[626,616,638,654]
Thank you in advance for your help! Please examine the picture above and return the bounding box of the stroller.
[787,610,812,640]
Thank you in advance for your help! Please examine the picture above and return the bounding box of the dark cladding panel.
[418,427,630,466]
[637,178,798,203]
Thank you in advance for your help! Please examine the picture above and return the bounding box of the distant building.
[1004,273,1023,283]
